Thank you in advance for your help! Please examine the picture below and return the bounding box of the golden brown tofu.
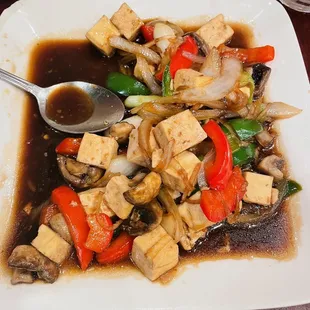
[86,15,120,57]
[178,192,214,231]
[196,14,234,48]
[127,128,158,167]
[77,133,118,169]
[271,188,279,205]
[104,175,134,219]
[174,69,213,91]
[161,151,201,192]
[31,225,71,265]
[78,188,115,217]
[111,3,144,41]
[243,172,274,206]
[132,226,179,281]
[154,110,207,156]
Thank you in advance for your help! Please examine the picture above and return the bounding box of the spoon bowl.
[0,68,125,133]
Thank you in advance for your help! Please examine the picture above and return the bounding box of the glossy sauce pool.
[1,23,297,281]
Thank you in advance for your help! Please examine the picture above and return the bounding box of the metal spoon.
[0,68,125,134]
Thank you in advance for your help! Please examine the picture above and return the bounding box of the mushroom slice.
[49,213,73,244]
[124,172,162,205]
[8,245,59,284]
[258,155,285,180]
[108,122,135,143]
[11,268,34,285]
[57,155,104,189]
[122,199,163,236]
[186,32,209,56]
[252,63,271,100]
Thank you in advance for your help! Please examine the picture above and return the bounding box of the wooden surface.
[0,0,309,309]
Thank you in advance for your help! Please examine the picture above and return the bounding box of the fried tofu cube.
[86,15,121,57]
[78,188,115,217]
[154,110,207,156]
[178,192,214,231]
[243,172,273,206]
[111,3,144,41]
[127,128,158,167]
[132,226,179,281]
[32,225,71,265]
[104,175,133,219]
[196,14,234,48]
[174,69,213,91]
[271,188,279,205]
[77,133,118,169]
[161,151,201,192]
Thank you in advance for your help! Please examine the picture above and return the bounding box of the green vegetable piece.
[124,95,161,108]
[221,124,240,153]
[106,72,150,96]
[233,143,256,166]
[228,118,263,140]
[239,71,255,103]
[285,180,302,197]
[162,64,173,97]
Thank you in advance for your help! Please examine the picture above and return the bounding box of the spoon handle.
[0,68,41,96]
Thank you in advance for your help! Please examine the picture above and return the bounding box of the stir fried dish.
[5,3,302,285]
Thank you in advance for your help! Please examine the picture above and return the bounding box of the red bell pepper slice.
[51,186,93,270]
[39,203,59,226]
[141,25,154,42]
[55,138,82,156]
[96,232,134,264]
[220,45,275,64]
[200,167,247,222]
[156,35,198,81]
[203,120,233,190]
[85,213,113,253]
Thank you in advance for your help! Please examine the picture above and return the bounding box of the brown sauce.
[1,24,297,281]
[46,85,94,125]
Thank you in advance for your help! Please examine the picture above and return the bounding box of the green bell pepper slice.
[233,143,256,166]
[220,124,240,153]
[228,118,263,140]
[285,180,302,197]
[162,64,173,97]
[106,72,150,96]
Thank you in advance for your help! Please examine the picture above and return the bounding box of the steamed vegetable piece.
[220,45,275,64]
[228,119,263,140]
[203,120,232,190]
[200,167,247,222]
[55,138,82,155]
[96,232,134,264]
[51,186,93,270]
[85,213,113,253]
[106,72,150,96]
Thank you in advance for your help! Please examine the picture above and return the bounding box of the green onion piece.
[240,71,255,103]
[162,64,173,97]
[124,95,161,108]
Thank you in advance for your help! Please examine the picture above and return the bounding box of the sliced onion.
[191,109,225,120]
[137,109,164,124]
[198,148,215,189]
[182,51,205,64]
[264,102,302,120]
[138,119,153,158]
[136,56,161,95]
[200,47,221,78]
[158,187,184,242]
[146,19,184,36]
[106,155,139,177]
[109,36,161,64]
[143,102,184,117]
[181,163,201,202]
[178,58,242,103]
[154,23,175,54]
[185,198,201,204]
[153,139,175,172]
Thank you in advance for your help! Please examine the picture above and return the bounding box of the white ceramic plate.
[0,0,309,309]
